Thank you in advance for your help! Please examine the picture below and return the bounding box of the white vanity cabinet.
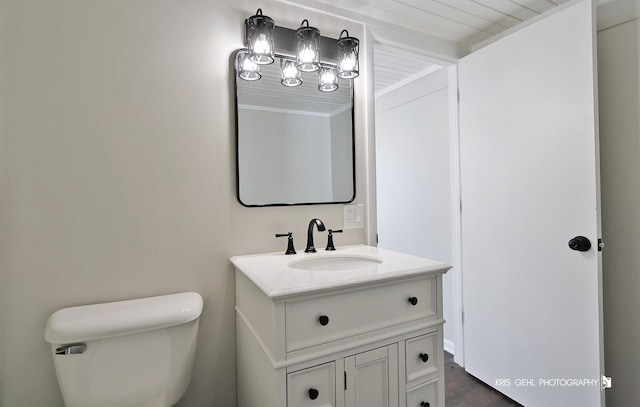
[232,245,449,407]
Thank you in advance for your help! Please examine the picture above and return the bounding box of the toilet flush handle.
[55,343,86,355]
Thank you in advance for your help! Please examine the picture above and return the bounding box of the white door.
[458,1,604,406]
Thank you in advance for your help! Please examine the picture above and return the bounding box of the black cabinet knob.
[568,236,591,252]
[308,388,319,400]
[420,402,430,407]
[318,315,329,326]
[408,297,418,306]
[419,353,429,363]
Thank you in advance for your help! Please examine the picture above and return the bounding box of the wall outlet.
[343,204,364,229]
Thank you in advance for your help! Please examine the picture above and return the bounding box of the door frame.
[446,64,464,366]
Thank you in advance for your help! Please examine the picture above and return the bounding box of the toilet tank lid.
[44,292,204,344]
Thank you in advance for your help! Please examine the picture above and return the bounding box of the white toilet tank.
[44,292,204,407]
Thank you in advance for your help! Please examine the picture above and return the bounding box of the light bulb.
[280,59,302,87]
[318,67,338,92]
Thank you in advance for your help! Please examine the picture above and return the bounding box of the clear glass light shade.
[337,31,359,79]
[246,9,275,65]
[296,20,320,72]
[237,52,261,81]
[280,59,302,87]
[318,66,338,92]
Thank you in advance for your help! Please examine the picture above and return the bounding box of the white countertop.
[230,244,450,300]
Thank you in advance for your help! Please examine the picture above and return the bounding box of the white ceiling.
[280,0,574,93]
[373,44,444,94]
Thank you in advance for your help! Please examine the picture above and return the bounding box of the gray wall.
[0,0,370,405]
[598,17,640,407]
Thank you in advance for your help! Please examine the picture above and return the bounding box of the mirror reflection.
[234,50,355,207]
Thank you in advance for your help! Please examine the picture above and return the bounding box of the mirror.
[234,50,355,207]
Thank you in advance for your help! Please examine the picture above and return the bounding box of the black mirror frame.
[233,48,356,207]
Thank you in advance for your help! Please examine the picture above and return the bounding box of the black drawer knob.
[308,388,319,400]
[420,402,430,407]
[419,353,429,363]
[318,315,329,326]
[408,297,418,306]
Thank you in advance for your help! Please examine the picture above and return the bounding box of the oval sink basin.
[288,255,383,271]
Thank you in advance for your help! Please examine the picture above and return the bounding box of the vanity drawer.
[405,332,438,383]
[287,362,335,407]
[285,277,436,352]
[406,379,439,407]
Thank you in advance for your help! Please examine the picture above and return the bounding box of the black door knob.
[420,402,430,407]
[408,297,418,306]
[568,236,591,252]
[308,388,319,400]
[318,315,329,326]
[419,353,429,362]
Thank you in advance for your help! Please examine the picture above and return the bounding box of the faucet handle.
[325,229,343,251]
[275,232,296,255]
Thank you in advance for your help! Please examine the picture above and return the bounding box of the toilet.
[44,292,204,407]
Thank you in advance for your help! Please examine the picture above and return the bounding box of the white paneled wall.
[375,68,457,352]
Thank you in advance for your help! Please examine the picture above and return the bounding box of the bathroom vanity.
[232,245,450,407]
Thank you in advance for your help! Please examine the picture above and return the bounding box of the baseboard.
[444,338,455,355]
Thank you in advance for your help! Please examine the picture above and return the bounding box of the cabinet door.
[344,345,399,407]
[287,362,336,407]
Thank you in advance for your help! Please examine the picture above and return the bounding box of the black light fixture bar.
[272,26,339,64]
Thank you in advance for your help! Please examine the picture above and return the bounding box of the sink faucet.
[305,218,326,253]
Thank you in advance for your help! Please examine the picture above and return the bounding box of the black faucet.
[305,218,326,253]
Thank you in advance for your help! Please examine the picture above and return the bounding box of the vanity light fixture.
[295,20,321,72]
[336,30,359,79]
[318,66,338,92]
[280,58,302,87]
[236,52,261,81]
[245,9,275,65]
[238,9,360,92]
